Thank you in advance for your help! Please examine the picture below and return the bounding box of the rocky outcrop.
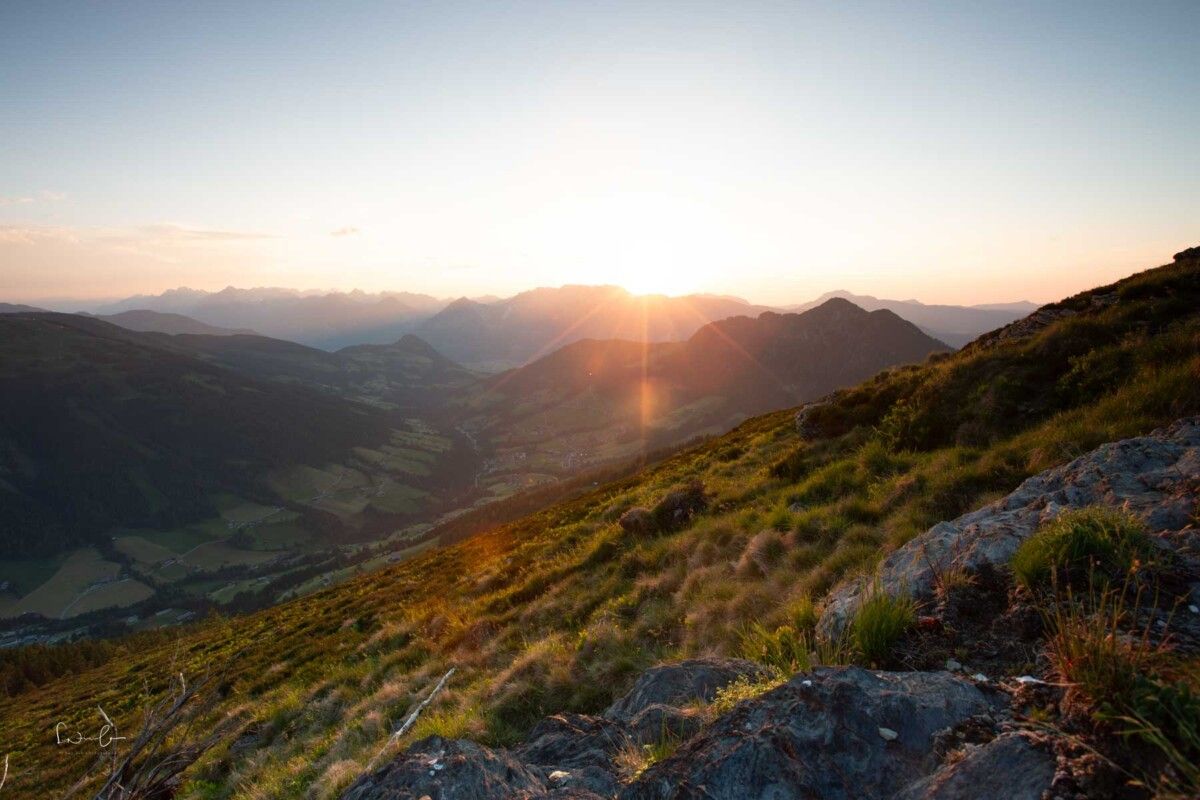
[620,667,1003,800]
[649,481,708,533]
[625,703,704,746]
[515,714,634,797]
[603,658,768,723]
[1175,245,1200,263]
[820,417,1200,637]
[341,659,763,800]
[345,419,1200,800]
[896,733,1056,800]
[619,483,709,536]
[794,401,828,439]
[339,736,545,800]
[342,666,1010,800]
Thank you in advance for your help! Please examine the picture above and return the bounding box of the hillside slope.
[2,248,1198,798]
[0,315,467,558]
[91,309,257,336]
[162,331,479,410]
[461,298,947,488]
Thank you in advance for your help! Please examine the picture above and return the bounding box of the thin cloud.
[0,190,66,206]
[0,225,79,244]
[135,223,273,241]
[331,226,360,237]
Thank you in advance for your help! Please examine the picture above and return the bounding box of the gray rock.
[620,666,1002,800]
[896,733,1055,800]
[537,789,609,800]
[794,401,828,440]
[339,736,545,800]
[515,713,633,797]
[820,417,1200,637]
[626,703,705,746]
[605,658,769,723]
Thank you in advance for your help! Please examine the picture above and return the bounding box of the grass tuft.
[1011,507,1154,590]
[850,590,916,666]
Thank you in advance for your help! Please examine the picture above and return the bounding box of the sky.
[1,0,1197,307]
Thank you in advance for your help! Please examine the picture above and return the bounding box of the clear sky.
[1,1,1197,306]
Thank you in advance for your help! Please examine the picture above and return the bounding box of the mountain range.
[0,295,945,631]
[468,299,947,478]
[75,283,1033,362]
[412,286,777,371]
[94,287,447,350]
[787,290,1037,347]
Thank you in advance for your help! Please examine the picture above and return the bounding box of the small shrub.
[850,591,916,666]
[857,438,905,477]
[787,595,818,633]
[1011,507,1154,589]
[765,504,793,531]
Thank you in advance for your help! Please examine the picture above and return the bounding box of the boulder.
[620,666,1003,800]
[626,703,705,746]
[820,417,1200,637]
[618,507,655,535]
[515,713,633,797]
[1174,245,1200,263]
[650,481,707,532]
[605,658,769,723]
[794,401,827,440]
[339,736,545,800]
[896,733,1055,800]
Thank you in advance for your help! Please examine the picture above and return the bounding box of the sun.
[616,267,685,296]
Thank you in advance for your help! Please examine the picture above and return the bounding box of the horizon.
[16,279,1044,313]
[3,2,1198,306]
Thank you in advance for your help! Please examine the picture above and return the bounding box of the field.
[0,553,68,597]
[0,548,150,619]
[62,578,154,618]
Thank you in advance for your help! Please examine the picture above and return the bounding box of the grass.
[616,729,685,781]
[1011,507,1156,590]
[1045,580,1200,794]
[706,670,788,718]
[849,590,916,666]
[0,253,1197,797]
